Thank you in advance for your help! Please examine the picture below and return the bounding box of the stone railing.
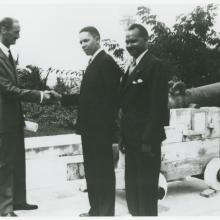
[25,134,123,190]
[25,134,84,189]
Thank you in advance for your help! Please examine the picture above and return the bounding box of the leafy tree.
[17,65,51,90]
[103,4,220,88]
[102,38,128,71]
[137,4,220,87]
[18,65,80,136]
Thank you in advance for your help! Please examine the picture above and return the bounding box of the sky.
[0,0,219,72]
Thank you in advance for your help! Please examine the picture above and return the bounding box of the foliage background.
[18,66,80,137]
[19,4,220,137]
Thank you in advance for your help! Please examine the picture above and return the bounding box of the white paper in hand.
[24,121,38,132]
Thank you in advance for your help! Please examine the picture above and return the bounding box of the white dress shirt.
[135,49,148,65]
[89,48,103,64]
[127,49,148,74]
[0,41,10,57]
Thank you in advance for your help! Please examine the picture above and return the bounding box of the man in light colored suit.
[0,17,52,217]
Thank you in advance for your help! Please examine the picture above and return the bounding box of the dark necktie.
[87,57,93,67]
[8,49,17,83]
[8,49,15,67]
[83,58,93,79]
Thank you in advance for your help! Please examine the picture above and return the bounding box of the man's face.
[2,21,20,47]
[125,28,147,58]
[79,31,99,56]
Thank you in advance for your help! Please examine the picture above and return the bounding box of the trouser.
[13,128,27,205]
[0,129,26,215]
[124,142,161,216]
[81,132,115,216]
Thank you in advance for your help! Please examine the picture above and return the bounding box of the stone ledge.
[24,134,120,189]
[25,133,81,149]
[25,134,82,159]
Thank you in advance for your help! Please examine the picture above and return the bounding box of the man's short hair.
[0,17,17,31]
[128,23,149,40]
[79,26,100,40]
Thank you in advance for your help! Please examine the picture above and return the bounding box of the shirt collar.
[90,48,103,62]
[0,41,10,57]
[135,49,148,65]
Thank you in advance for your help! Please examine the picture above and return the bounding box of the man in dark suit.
[119,24,169,216]
[53,26,122,216]
[0,17,52,216]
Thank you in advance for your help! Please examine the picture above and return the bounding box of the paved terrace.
[14,134,220,216]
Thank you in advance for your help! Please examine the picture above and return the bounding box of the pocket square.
[137,79,144,83]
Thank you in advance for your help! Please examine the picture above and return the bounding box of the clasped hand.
[42,90,62,104]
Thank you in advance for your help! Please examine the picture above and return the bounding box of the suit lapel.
[122,52,150,92]
[83,50,105,78]
[123,66,141,91]
[87,51,105,70]
[0,48,17,83]
[81,51,105,91]
[119,68,129,93]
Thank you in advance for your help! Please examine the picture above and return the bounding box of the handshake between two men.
[42,90,62,104]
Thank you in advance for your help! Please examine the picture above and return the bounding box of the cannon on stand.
[116,82,220,200]
[161,82,220,199]
[169,82,220,108]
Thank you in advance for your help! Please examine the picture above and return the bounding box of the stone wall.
[25,134,122,189]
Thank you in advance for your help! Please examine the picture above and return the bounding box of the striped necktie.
[128,58,136,75]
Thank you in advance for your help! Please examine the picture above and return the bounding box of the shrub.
[18,65,81,136]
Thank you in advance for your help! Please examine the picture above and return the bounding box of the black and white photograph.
[0,0,220,217]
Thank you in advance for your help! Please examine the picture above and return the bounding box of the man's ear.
[95,35,100,42]
[145,40,152,49]
[1,26,7,34]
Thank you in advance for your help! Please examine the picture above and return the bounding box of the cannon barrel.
[169,82,220,108]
